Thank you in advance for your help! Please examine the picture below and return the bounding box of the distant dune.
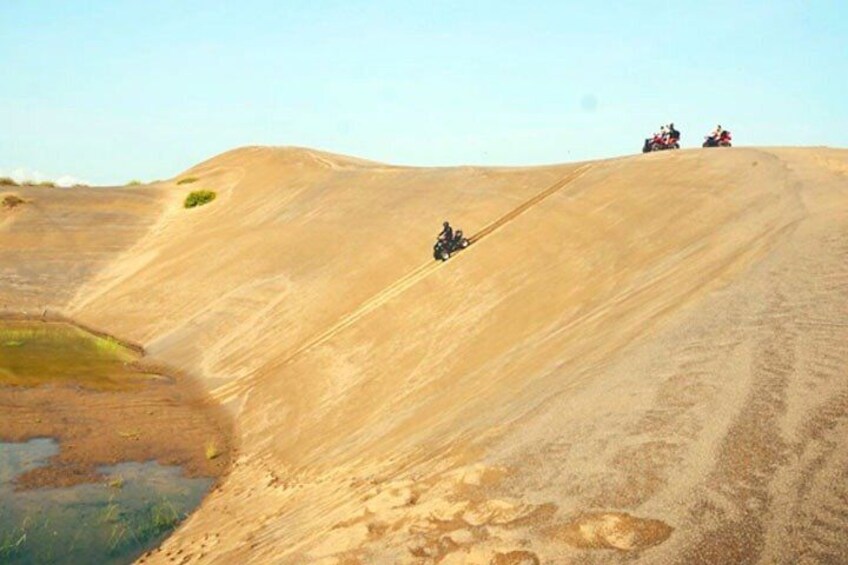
[2,145,848,563]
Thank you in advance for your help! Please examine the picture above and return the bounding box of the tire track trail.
[467,164,591,244]
[212,165,591,402]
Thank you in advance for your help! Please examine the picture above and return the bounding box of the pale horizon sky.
[2,1,847,185]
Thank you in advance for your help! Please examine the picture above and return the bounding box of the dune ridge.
[2,145,847,563]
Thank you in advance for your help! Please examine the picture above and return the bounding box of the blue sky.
[2,1,846,185]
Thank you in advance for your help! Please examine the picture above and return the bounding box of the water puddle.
[1,438,212,564]
[0,319,230,563]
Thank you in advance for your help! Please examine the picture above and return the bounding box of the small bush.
[0,177,18,186]
[177,177,199,185]
[184,190,216,209]
[37,181,56,188]
[126,180,143,186]
[2,195,25,209]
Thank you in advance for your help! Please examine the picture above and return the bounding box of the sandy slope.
[2,145,847,563]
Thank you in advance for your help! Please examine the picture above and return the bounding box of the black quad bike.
[433,230,469,261]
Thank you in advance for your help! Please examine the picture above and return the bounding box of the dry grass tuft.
[2,194,25,209]
[205,441,222,460]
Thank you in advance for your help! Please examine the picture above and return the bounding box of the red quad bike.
[642,133,680,153]
[433,230,469,261]
[703,130,732,147]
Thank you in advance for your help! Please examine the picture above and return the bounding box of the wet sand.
[0,319,232,490]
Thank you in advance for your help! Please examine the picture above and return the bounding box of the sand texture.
[2,145,847,563]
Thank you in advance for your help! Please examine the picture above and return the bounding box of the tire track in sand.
[467,164,591,244]
[212,164,591,402]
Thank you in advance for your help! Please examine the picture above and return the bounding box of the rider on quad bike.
[434,221,469,261]
[703,125,732,147]
[643,123,681,153]
[711,124,723,140]
[667,123,680,143]
[438,221,454,244]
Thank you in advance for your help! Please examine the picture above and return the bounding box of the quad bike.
[642,134,680,153]
[433,230,469,261]
[703,130,732,147]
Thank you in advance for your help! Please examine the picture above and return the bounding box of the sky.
[1,1,847,185]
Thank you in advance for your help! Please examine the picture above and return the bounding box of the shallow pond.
[0,320,229,564]
[0,438,212,564]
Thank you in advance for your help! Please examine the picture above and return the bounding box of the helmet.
[443,221,449,227]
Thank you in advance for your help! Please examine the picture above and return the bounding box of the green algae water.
[0,321,154,389]
[0,439,212,565]
[0,321,220,564]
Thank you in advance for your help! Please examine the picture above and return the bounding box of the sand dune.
[2,145,847,563]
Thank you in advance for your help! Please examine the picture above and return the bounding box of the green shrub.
[37,181,56,188]
[176,177,198,185]
[184,190,216,209]
[126,180,143,186]
[0,177,18,186]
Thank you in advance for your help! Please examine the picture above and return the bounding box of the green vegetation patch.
[0,322,143,390]
[126,180,143,186]
[184,190,216,209]
[0,177,19,187]
[176,176,199,185]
